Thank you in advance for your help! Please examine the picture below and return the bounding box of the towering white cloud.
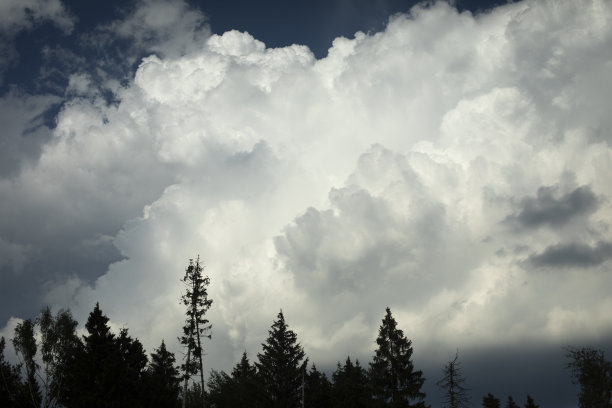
[1,3,612,402]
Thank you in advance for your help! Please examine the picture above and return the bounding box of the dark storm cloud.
[529,241,612,268]
[508,185,598,229]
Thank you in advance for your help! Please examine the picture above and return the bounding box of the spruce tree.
[369,307,428,408]
[524,395,539,408]
[505,396,520,408]
[72,302,121,407]
[256,310,308,408]
[483,393,500,408]
[180,257,213,408]
[437,350,469,408]
[147,340,181,408]
[208,352,262,408]
[332,357,372,408]
[231,352,262,407]
[306,364,333,408]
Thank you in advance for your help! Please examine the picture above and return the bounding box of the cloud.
[0,0,74,35]
[508,185,599,229]
[1,2,612,406]
[529,241,612,268]
[0,87,61,177]
[77,0,211,82]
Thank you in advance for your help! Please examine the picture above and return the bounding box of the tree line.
[1,257,611,408]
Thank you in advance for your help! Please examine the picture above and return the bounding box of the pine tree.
[256,310,308,408]
[73,302,120,407]
[332,357,372,408]
[505,396,520,408]
[437,350,469,408]
[116,328,149,407]
[180,257,213,408]
[524,395,539,408]
[208,352,262,408]
[369,307,428,408]
[146,340,181,408]
[231,352,262,407]
[566,346,612,408]
[482,393,500,408]
[306,364,332,408]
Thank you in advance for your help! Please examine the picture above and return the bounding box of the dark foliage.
[566,346,612,408]
[524,395,539,408]
[505,396,520,408]
[332,357,372,408]
[146,340,181,408]
[305,364,333,408]
[1,336,31,407]
[483,393,500,408]
[208,352,263,408]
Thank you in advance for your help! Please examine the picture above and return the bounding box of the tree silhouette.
[524,395,539,408]
[256,310,307,408]
[332,357,371,408]
[146,340,181,408]
[369,307,429,408]
[437,350,469,408]
[180,257,213,408]
[1,336,30,407]
[525,395,540,408]
[505,396,520,408]
[305,364,332,408]
[482,393,500,408]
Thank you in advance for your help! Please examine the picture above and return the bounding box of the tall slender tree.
[437,350,470,408]
[256,310,308,408]
[180,257,213,408]
[369,307,429,408]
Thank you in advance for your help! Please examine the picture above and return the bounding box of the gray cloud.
[508,185,598,229]
[529,241,612,268]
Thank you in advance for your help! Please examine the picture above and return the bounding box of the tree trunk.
[182,345,191,408]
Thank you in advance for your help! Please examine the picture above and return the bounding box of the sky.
[1,0,611,406]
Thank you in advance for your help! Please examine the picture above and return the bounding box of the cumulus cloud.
[1,5,612,406]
